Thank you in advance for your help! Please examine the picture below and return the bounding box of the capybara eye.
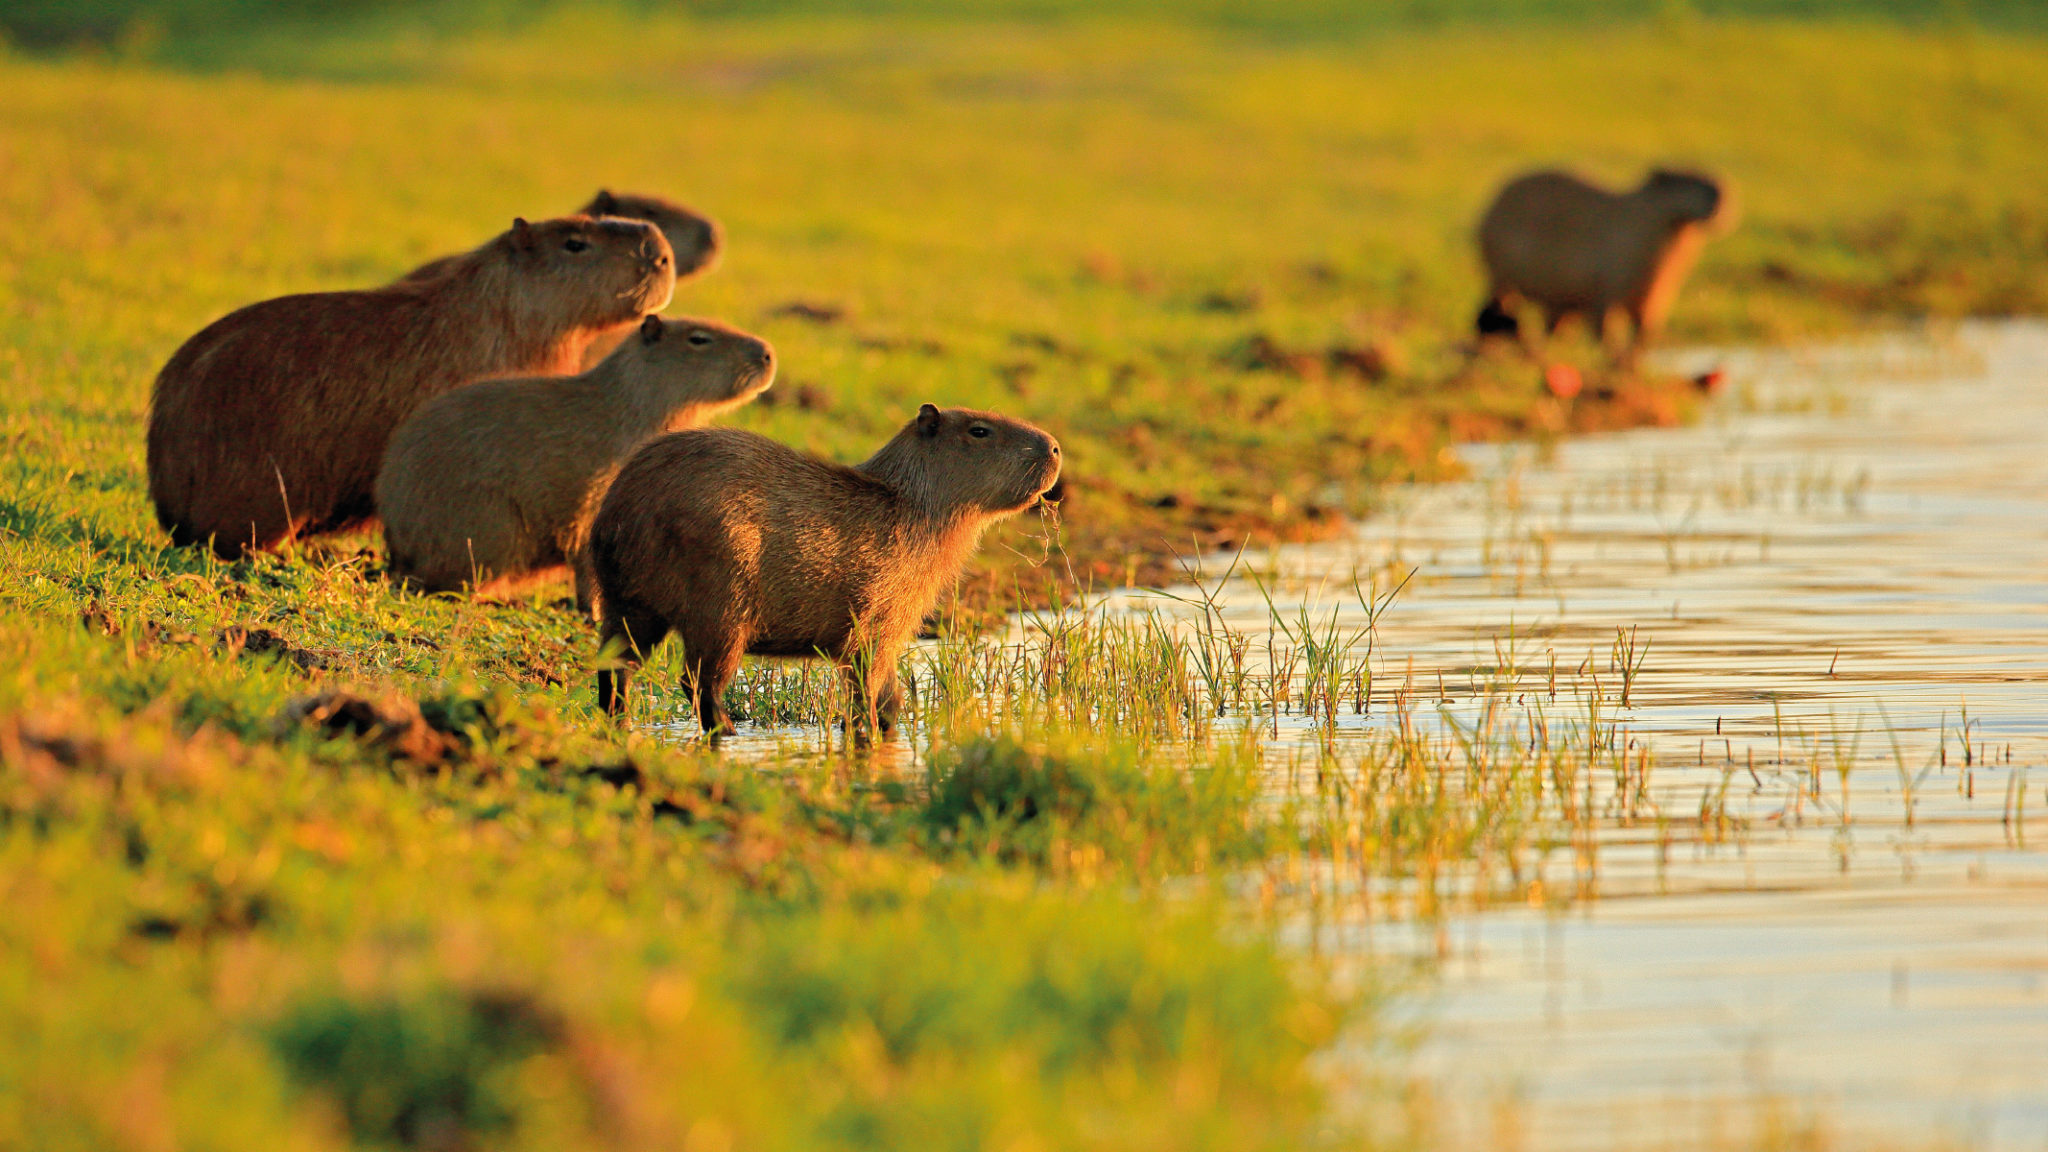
[563,237,589,253]
[970,425,991,439]
[687,331,714,347]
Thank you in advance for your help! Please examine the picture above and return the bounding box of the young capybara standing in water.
[401,190,721,369]
[589,405,1062,735]
[1475,169,1733,363]
[148,215,675,558]
[376,315,776,601]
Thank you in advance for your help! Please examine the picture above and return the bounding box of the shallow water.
[1245,322,2048,1151]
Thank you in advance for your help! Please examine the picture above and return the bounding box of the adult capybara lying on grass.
[402,190,720,369]
[377,314,775,602]
[148,215,674,558]
[1476,169,1733,362]
[590,404,1062,735]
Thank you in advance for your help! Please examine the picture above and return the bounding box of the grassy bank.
[4,7,2047,1148]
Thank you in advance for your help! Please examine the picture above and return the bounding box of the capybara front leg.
[1601,305,1641,371]
[873,667,902,736]
[842,644,902,742]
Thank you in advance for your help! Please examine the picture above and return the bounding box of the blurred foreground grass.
[4,7,2047,1149]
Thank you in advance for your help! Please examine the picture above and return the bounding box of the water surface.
[1246,322,2048,1151]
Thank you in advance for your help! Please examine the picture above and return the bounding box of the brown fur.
[377,315,775,602]
[402,190,721,369]
[148,215,675,558]
[1476,168,1734,361]
[590,405,1062,735]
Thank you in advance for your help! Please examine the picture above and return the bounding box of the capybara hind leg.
[1475,297,1520,341]
[597,666,633,719]
[596,610,670,720]
[685,634,744,737]
[179,499,296,559]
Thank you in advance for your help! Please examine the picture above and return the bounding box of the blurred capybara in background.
[1476,168,1734,362]
[589,405,1062,735]
[402,190,720,368]
[147,215,675,558]
[377,314,776,602]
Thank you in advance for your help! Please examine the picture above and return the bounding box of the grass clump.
[268,988,570,1151]
[922,732,1276,874]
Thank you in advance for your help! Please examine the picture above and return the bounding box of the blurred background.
[6,0,2042,582]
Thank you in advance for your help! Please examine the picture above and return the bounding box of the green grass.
[4,7,2048,1149]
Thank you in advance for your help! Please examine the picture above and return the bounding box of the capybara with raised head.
[376,314,776,601]
[402,192,721,367]
[148,215,675,558]
[589,404,1062,735]
[401,189,722,285]
[1476,168,1733,362]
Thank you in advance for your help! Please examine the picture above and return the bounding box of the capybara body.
[147,215,675,558]
[590,405,1062,734]
[1476,169,1731,360]
[376,315,776,601]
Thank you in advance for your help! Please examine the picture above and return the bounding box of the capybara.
[376,314,776,601]
[147,215,675,558]
[589,405,1062,735]
[1475,169,1733,361]
[401,189,722,285]
[402,191,720,369]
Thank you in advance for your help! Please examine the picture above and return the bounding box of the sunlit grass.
[4,8,2047,1148]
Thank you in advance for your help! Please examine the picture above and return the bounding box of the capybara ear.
[917,403,942,437]
[511,217,535,252]
[640,314,664,344]
[594,189,618,216]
